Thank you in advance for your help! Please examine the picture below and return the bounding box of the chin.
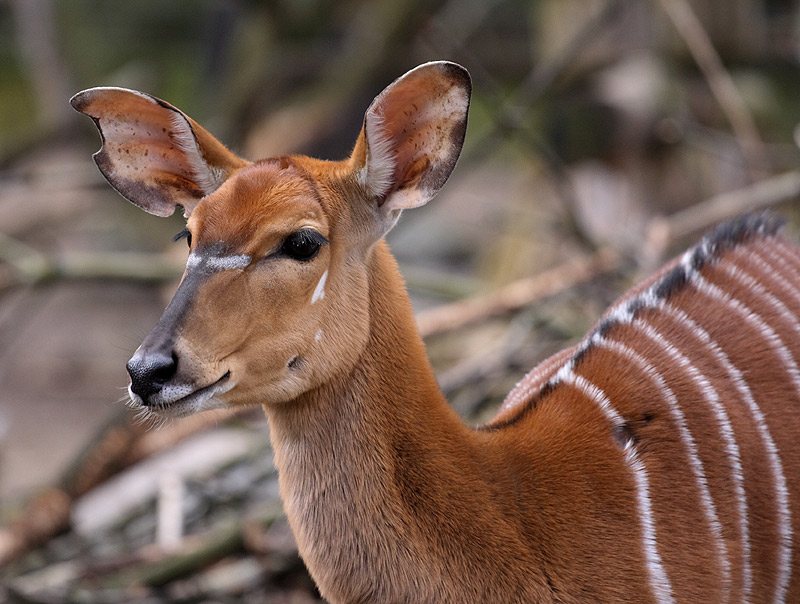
[128,381,234,419]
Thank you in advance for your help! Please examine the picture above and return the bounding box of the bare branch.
[416,247,621,338]
[641,170,800,268]
[0,232,185,290]
[658,0,769,178]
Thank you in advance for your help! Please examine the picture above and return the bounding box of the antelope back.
[495,215,800,602]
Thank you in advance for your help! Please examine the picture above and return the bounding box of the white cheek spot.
[311,270,328,304]
[315,330,323,342]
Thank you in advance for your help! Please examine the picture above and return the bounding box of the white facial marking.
[129,377,234,419]
[311,270,328,304]
[315,330,323,342]
[186,252,202,269]
[187,251,251,272]
[206,254,251,271]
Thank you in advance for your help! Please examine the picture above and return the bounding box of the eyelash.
[172,227,328,261]
[279,229,328,262]
[173,228,192,247]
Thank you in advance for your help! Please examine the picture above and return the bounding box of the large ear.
[70,88,250,217]
[351,61,471,220]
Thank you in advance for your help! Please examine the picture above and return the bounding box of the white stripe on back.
[745,247,800,311]
[583,278,751,601]
[622,305,750,602]
[687,267,793,604]
[772,241,800,277]
[720,260,800,345]
[501,349,571,412]
[559,369,676,604]
[495,226,796,601]
[593,334,731,601]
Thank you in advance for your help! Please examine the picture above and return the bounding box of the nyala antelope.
[72,62,800,603]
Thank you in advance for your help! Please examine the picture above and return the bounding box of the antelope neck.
[262,244,533,601]
[264,242,468,481]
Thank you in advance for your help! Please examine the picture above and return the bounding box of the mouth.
[129,371,233,417]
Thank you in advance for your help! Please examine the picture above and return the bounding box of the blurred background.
[2,0,800,601]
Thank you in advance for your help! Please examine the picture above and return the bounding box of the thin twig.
[641,170,800,269]
[416,247,621,339]
[0,406,241,568]
[423,0,629,249]
[658,0,769,178]
[667,170,800,240]
[0,232,185,290]
[101,502,283,589]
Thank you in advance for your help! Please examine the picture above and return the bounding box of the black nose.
[127,351,178,402]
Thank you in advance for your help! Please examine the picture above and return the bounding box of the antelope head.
[71,62,471,418]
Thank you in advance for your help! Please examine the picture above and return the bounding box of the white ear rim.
[358,109,396,200]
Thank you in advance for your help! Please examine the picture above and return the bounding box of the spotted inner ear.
[351,61,471,221]
[71,87,250,218]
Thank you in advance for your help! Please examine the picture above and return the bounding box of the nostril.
[127,351,178,401]
[150,352,179,386]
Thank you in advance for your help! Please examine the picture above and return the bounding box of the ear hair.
[71,87,249,218]
[360,117,396,201]
[167,112,228,201]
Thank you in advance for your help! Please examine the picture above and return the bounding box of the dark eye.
[280,229,327,261]
[173,228,192,247]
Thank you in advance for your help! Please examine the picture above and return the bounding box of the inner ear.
[71,87,250,218]
[353,61,471,215]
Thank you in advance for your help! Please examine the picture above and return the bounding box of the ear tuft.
[360,118,396,201]
[166,112,228,199]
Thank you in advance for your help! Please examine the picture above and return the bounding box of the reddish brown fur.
[500,226,800,602]
[73,63,799,603]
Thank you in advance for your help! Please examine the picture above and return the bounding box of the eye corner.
[173,228,193,247]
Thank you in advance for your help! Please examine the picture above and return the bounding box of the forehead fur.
[190,158,326,247]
